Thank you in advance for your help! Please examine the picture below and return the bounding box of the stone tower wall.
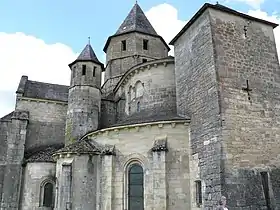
[0,119,10,207]
[209,8,280,209]
[104,33,169,88]
[0,110,29,209]
[65,61,102,145]
[173,10,223,208]
[174,5,280,209]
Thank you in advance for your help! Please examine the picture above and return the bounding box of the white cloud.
[146,3,280,62]
[224,0,265,9]
[246,10,280,61]
[0,32,77,117]
[145,3,187,55]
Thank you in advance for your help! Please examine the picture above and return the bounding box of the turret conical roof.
[103,3,170,53]
[115,2,158,36]
[69,42,103,68]
[76,43,101,63]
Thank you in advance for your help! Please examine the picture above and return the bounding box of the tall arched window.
[128,163,144,210]
[135,81,144,98]
[43,183,53,207]
[40,179,55,208]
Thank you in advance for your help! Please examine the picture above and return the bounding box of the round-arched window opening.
[128,163,144,210]
[42,182,54,207]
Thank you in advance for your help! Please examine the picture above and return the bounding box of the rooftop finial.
[136,0,138,4]
[88,36,90,45]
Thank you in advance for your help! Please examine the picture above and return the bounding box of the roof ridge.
[0,111,14,121]
[27,79,69,88]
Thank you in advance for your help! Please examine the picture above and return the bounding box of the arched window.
[40,179,55,208]
[43,183,53,207]
[128,163,144,210]
[135,81,144,98]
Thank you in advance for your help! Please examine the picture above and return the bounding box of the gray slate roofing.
[54,139,115,155]
[55,140,100,154]
[16,76,69,102]
[69,43,103,68]
[24,144,64,163]
[0,111,14,121]
[76,44,101,64]
[115,2,158,36]
[111,109,189,127]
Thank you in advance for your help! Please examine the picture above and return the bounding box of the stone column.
[101,154,114,210]
[0,110,29,210]
[71,155,97,210]
[151,138,168,210]
[59,162,72,210]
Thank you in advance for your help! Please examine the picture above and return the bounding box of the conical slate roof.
[69,43,103,68]
[115,3,158,36]
[103,3,170,53]
[76,44,101,63]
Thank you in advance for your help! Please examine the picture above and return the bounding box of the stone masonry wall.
[173,10,223,208]
[209,8,280,209]
[16,98,67,150]
[0,121,9,206]
[104,32,168,87]
[20,162,56,210]
[100,99,116,128]
[71,155,98,210]
[1,110,29,209]
[66,86,101,144]
[115,59,177,120]
[87,121,190,210]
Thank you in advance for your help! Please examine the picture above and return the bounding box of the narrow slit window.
[122,40,127,51]
[143,39,148,50]
[195,180,202,206]
[137,101,140,112]
[82,65,86,75]
[93,66,96,77]
[260,172,272,210]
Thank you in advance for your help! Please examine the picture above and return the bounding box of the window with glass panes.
[128,163,144,210]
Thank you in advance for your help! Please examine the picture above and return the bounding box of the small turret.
[65,39,104,145]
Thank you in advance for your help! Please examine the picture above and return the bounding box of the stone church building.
[0,2,280,210]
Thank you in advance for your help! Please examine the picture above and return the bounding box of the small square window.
[143,39,148,50]
[82,65,86,75]
[122,40,127,51]
[142,59,147,63]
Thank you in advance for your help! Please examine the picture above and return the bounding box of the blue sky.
[0,0,280,117]
[0,0,277,57]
